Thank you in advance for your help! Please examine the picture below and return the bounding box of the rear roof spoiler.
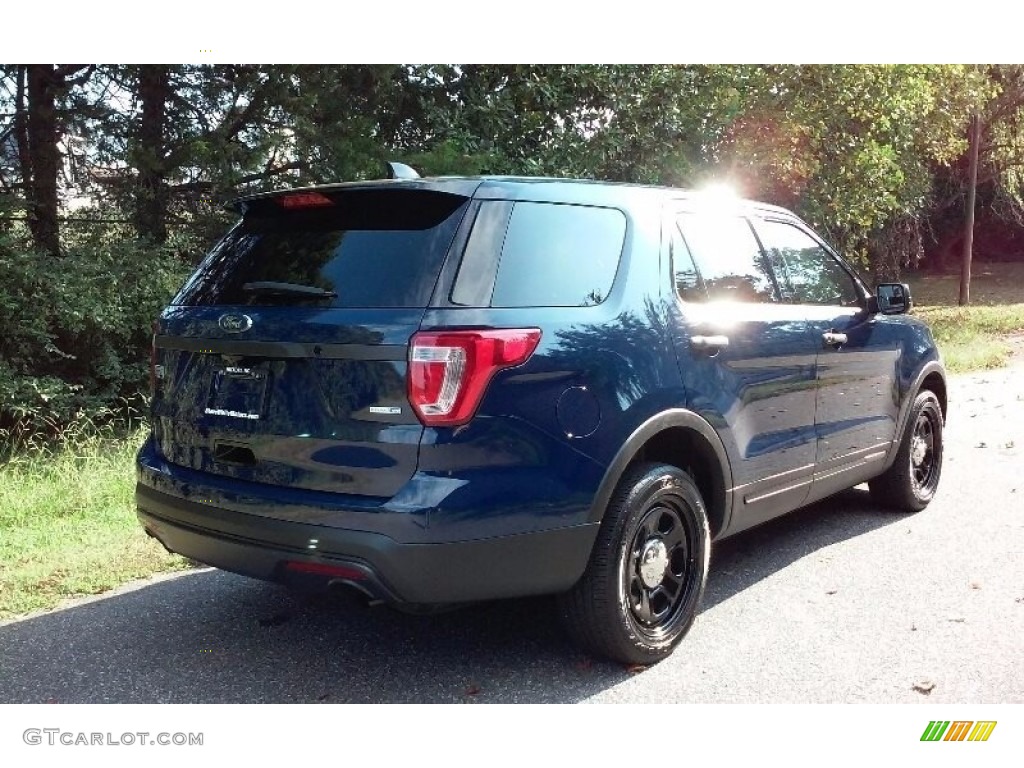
[227,177,481,215]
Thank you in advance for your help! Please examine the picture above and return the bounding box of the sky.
[2,1,1009,64]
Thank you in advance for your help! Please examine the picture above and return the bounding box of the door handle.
[822,331,848,347]
[691,335,730,353]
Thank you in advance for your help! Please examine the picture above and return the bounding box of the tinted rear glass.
[173,189,468,308]
[451,201,626,308]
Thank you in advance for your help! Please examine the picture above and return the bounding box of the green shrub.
[0,224,193,429]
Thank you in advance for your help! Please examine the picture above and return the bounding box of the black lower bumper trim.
[136,483,598,605]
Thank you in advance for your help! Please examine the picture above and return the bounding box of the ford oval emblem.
[218,313,252,333]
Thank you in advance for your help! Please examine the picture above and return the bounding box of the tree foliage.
[1,64,1023,426]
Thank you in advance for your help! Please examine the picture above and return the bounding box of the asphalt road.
[1,366,1022,703]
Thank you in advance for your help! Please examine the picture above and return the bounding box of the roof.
[228,174,794,217]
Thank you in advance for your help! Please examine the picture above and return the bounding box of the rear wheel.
[869,390,944,512]
[558,462,710,665]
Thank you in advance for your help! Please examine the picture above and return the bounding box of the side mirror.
[874,282,912,315]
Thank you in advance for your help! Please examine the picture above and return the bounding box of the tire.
[869,390,944,512]
[558,462,711,665]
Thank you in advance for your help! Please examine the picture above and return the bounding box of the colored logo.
[921,721,997,742]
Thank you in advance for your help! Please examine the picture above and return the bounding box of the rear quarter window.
[452,201,626,308]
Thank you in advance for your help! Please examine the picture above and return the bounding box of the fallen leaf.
[976,442,987,448]
[465,684,481,696]
[913,680,936,695]
[826,589,838,595]
[317,693,330,701]
[625,663,647,674]
[970,581,982,590]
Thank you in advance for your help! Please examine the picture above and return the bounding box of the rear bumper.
[136,483,598,605]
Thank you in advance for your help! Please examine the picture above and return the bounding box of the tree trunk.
[14,66,32,195]
[25,65,62,257]
[132,65,170,243]
[959,113,982,306]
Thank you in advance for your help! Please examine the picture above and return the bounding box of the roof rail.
[386,161,420,180]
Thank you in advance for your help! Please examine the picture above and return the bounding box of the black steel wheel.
[909,407,940,497]
[558,462,710,665]
[870,390,944,512]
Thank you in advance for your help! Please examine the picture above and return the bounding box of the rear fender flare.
[587,409,734,530]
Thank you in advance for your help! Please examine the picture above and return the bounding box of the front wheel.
[869,390,944,512]
[558,462,710,665]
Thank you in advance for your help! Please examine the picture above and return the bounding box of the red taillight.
[277,191,333,209]
[408,329,542,426]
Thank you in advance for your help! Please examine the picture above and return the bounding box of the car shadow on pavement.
[0,487,903,703]
[703,486,900,611]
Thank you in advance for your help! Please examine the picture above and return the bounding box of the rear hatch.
[151,185,473,498]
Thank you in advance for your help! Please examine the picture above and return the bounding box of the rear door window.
[173,189,469,308]
[676,212,778,303]
[452,201,626,307]
[671,224,706,302]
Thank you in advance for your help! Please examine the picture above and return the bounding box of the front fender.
[884,358,946,470]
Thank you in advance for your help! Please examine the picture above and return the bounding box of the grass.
[0,415,188,621]
[907,263,1024,374]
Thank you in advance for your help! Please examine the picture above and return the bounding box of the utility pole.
[959,113,982,306]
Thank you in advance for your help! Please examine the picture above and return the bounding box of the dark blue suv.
[137,173,947,664]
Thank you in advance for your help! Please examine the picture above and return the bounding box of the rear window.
[173,189,468,308]
[451,201,626,307]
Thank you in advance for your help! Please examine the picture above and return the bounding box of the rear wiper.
[241,281,338,300]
